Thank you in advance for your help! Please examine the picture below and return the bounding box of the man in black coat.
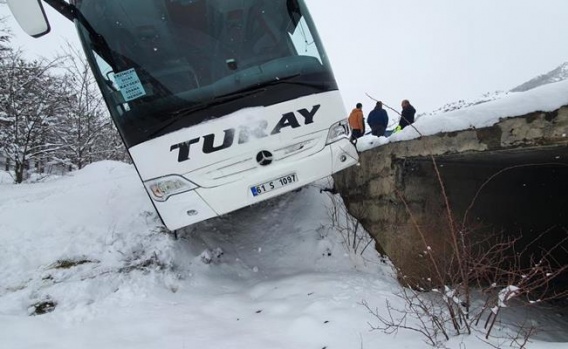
[399,99,416,130]
[367,101,389,137]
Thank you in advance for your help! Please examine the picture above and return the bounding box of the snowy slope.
[0,161,398,348]
[512,62,568,93]
[1,161,568,348]
[388,62,568,131]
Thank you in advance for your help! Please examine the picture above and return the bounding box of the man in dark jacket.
[399,99,416,130]
[367,101,389,137]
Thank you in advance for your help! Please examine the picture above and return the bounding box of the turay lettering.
[170,105,320,162]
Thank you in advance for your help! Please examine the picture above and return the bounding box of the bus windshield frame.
[73,0,339,148]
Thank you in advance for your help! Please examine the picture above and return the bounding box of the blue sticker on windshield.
[115,68,146,102]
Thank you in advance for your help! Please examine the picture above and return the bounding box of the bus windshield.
[73,0,338,147]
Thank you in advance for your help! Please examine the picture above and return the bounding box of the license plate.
[251,173,298,197]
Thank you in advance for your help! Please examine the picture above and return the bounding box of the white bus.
[8,0,359,231]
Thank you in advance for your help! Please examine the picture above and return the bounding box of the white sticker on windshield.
[115,68,146,102]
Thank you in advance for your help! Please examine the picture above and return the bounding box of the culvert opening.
[433,146,568,295]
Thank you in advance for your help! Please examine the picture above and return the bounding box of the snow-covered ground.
[0,161,394,348]
[1,159,568,349]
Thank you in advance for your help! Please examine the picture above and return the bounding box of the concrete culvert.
[333,107,568,295]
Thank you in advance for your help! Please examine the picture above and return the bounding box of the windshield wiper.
[144,74,329,139]
[265,74,330,91]
[145,88,267,139]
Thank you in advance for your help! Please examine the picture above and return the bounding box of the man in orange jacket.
[348,103,365,144]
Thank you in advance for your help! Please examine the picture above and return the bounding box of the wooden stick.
[365,92,402,116]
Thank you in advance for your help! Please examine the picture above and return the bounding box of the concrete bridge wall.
[333,106,568,283]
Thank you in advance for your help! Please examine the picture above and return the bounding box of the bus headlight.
[326,119,350,145]
[144,175,198,202]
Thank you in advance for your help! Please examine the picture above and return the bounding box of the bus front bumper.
[153,138,358,231]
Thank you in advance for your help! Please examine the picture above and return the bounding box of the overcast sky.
[2,1,568,113]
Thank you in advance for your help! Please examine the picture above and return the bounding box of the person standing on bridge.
[348,103,365,144]
[367,101,389,137]
[399,99,416,130]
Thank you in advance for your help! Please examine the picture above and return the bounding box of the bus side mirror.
[7,0,51,38]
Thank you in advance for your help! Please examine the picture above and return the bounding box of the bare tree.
[363,164,568,348]
[50,43,127,170]
[0,50,66,182]
[0,38,129,181]
[0,15,10,53]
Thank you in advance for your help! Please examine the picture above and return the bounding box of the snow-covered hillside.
[422,90,510,116]
[412,62,568,121]
[357,78,568,152]
[1,161,568,349]
[512,62,568,93]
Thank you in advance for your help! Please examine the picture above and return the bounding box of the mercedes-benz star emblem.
[256,150,273,166]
